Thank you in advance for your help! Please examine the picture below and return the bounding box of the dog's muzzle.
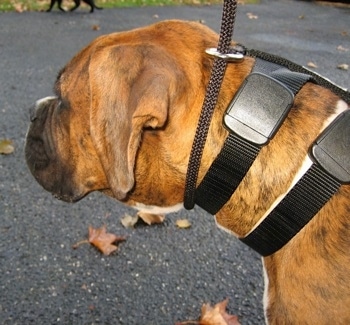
[25,97,57,170]
[25,96,81,202]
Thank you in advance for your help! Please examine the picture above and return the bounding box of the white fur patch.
[262,258,270,325]
[335,99,349,118]
[245,156,313,235]
[36,96,57,108]
[133,202,183,215]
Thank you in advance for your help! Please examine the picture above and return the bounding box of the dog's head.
[25,20,226,204]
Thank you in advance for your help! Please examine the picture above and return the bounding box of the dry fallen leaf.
[120,212,165,228]
[337,45,349,52]
[200,299,241,325]
[337,63,349,70]
[73,225,125,255]
[176,299,240,325]
[92,24,100,31]
[176,219,192,229]
[121,214,139,228]
[246,12,258,19]
[307,61,318,68]
[0,139,14,155]
[137,212,165,225]
[14,3,25,12]
[88,225,126,255]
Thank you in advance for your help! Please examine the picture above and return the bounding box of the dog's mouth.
[52,191,87,203]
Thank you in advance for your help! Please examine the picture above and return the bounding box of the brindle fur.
[25,21,350,324]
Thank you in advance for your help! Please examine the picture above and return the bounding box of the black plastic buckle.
[310,110,350,184]
[224,73,294,145]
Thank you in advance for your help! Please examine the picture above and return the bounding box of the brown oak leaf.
[175,299,240,325]
[199,299,241,325]
[88,225,125,255]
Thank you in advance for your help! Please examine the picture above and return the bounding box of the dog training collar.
[241,110,350,256]
[195,58,312,214]
[193,50,350,256]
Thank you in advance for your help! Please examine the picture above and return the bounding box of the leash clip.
[206,47,244,62]
[310,110,350,184]
[224,72,294,145]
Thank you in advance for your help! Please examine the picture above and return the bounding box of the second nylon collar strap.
[241,111,350,256]
[195,58,312,215]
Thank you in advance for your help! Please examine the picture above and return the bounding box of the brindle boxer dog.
[25,20,350,324]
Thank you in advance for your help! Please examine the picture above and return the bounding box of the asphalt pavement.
[0,0,349,324]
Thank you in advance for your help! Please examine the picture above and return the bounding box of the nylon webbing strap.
[241,109,350,256]
[195,134,260,215]
[254,58,313,93]
[247,49,350,104]
[240,164,341,256]
[195,60,311,214]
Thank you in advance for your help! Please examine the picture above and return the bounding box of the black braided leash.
[184,0,238,210]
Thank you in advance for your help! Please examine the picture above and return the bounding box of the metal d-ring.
[206,47,244,62]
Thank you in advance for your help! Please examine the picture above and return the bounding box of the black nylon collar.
[191,50,350,256]
[195,57,311,214]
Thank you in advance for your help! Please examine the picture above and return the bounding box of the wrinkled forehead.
[52,53,91,106]
[53,67,65,98]
[53,35,98,97]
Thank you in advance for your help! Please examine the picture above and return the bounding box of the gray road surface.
[0,0,349,324]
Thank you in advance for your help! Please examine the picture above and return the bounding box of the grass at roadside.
[0,0,220,12]
[0,0,260,12]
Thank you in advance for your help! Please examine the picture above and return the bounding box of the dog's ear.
[88,44,177,200]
